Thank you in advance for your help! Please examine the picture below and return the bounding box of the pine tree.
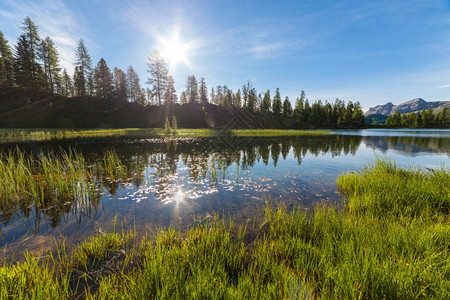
[199,77,208,104]
[74,39,93,96]
[14,17,43,90]
[215,85,223,105]
[61,68,73,97]
[137,88,146,105]
[210,87,216,105]
[172,115,178,131]
[179,91,187,104]
[39,36,61,94]
[146,50,168,105]
[94,58,114,99]
[0,31,14,87]
[126,66,142,102]
[224,89,233,108]
[186,75,198,103]
[235,89,242,108]
[294,90,306,127]
[283,96,293,117]
[261,89,271,113]
[164,116,171,133]
[113,67,128,102]
[246,88,257,112]
[164,75,177,104]
[242,81,251,108]
[272,87,282,115]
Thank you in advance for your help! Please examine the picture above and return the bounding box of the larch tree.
[146,50,168,105]
[39,36,61,94]
[74,39,93,96]
[94,58,114,99]
[0,31,14,87]
[14,17,43,90]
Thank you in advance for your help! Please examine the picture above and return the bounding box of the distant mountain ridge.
[365,98,449,116]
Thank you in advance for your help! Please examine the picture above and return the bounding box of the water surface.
[0,129,448,257]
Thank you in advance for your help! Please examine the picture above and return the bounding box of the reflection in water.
[0,132,448,254]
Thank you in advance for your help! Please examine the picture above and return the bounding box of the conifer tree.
[272,87,282,115]
[61,68,73,97]
[180,91,188,104]
[39,36,61,94]
[261,90,271,113]
[94,58,114,99]
[0,31,14,87]
[235,89,242,108]
[199,77,208,104]
[14,17,43,90]
[186,75,198,103]
[294,90,306,127]
[215,85,223,105]
[210,87,216,105]
[113,67,128,102]
[246,88,257,112]
[172,115,178,130]
[126,66,142,102]
[146,50,168,105]
[283,96,293,117]
[164,75,177,104]
[74,39,92,96]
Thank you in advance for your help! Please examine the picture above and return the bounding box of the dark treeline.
[0,17,365,129]
[384,110,449,128]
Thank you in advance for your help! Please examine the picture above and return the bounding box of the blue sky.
[1,0,450,110]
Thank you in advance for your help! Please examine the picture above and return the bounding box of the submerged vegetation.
[0,159,448,299]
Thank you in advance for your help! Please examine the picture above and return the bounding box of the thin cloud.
[438,83,450,89]
[0,0,88,74]
[247,41,301,60]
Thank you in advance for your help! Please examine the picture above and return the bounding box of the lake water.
[0,129,449,257]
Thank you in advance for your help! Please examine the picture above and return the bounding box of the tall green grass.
[0,148,96,208]
[0,159,448,299]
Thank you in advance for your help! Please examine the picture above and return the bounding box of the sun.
[159,33,189,69]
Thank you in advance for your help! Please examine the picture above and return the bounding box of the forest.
[0,17,366,129]
[384,110,449,128]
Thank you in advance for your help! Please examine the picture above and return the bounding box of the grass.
[0,148,96,208]
[0,159,448,299]
[0,128,330,143]
[0,148,128,226]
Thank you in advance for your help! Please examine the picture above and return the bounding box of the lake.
[0,129,448,257]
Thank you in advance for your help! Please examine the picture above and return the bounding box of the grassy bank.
[0,159,448,299]
[0,128,330,143]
